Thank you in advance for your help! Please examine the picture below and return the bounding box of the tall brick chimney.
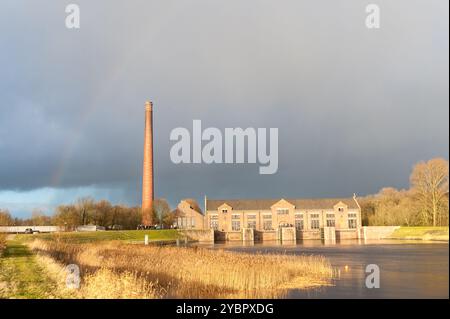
[141,101,154,226]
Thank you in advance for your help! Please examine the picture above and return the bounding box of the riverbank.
[0,235,335,298]
[0,239,70,298]
[387,226,449,241]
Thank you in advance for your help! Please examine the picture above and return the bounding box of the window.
[222,209,228,214]
[311,220,320,229]
[262,214,272,230]
[247,221,256,229]
[263,220,272,230]
[295,220,304,230]
[178,217,188,228]
[191,218,195,228]
[338,207,345,212]
[210,215,218,230]
[348,219,357,229]
[295,213,304,230]
[232,214,240,220]
[232,220,240,231]
[310,213,320,229]
[277,208,289,215]
[247,215,256,229]
[348,213,357,229]
[326,213,335,227]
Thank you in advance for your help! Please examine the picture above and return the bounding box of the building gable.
[217,203,233,213]
[271,199,295,210]
[333,201,348,212]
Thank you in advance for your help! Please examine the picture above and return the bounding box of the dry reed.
[0,234,6,253]
[30,239,334,298]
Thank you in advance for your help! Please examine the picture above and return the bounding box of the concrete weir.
[321,227,336,241]
[242,228,254,241]
[212,227,363,243]
[279,227,296,242]
[208,226,400,243]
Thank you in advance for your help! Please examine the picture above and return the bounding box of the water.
[196,240,449,298]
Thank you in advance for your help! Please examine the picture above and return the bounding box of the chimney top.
[145,101,153,110]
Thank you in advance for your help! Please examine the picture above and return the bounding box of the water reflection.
[194,240,449,298]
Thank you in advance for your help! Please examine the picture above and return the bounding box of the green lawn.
[17,229,181,244]
[389,226,449,241]
[0,240,63,298]
[0,230,180,298]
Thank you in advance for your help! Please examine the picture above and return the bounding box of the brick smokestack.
[142,101,154,226]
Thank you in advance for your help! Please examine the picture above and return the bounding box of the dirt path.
[0,239,64,298]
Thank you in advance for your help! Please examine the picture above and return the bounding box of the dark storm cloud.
[0,0,448,216]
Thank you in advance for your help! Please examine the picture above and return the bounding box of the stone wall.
[179,229,214,242]
[254,230,278,241]
[362,226,400,239]
[297,230,322,240]
[226,231,243,241]
[335,229,360,240]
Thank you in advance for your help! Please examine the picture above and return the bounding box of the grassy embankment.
[1,231,335,298]
[388,226,449,241]
[0,238,71,298]
[0,231,177,298]
[17,229,180,244]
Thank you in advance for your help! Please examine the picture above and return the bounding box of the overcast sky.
[0,0,448,217]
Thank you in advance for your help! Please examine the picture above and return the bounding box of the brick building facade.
[204,196,362,240]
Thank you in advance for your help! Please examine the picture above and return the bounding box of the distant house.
[76,225,106,232]
[173,199,205,230]
[0,226,61,234]
[204,196,362,239]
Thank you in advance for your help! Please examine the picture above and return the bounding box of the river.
[196,240,449,298]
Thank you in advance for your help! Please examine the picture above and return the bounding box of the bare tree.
[152,199,171,228]
[75,197,95,225]
[31,209,52,226]
[0,209,14,226]
[410,158,449,226]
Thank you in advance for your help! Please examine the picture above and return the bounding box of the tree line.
[0,198,179,230]
[0,158,448,228]
[360,158,449,226]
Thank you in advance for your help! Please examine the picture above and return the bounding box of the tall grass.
[0,234,6,253]
[30,239,334,298]
[33,254,161,299]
